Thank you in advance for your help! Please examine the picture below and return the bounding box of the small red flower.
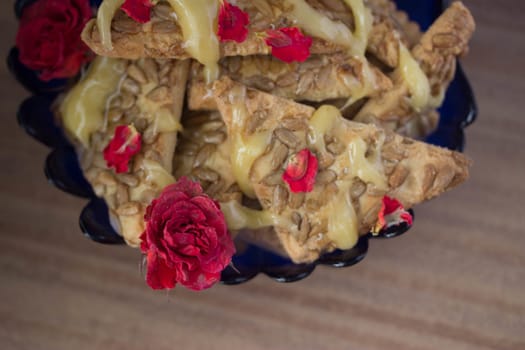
[121,0,154,23]
[373,196,413,233]
[140,177,235,291]
[282,149,318,193]
[103,125,142,174]
[264,27,313,63]
[15,0,93,81]
[217,1,250,43]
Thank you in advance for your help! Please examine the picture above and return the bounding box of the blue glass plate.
[10,0,476,284]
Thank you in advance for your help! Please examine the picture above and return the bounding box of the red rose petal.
[121,0,154,23]
[103,125,142,173]
[282,149,318,193]
[140,177,235,291]
[15,0,92,81]
[217,1,250,43]
[373,196,413,233]
[264,27,313,63]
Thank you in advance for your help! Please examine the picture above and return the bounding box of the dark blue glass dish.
[10,0,476,284]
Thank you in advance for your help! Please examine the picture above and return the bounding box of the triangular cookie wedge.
[188,53,392,111]
[356,2,475,135]
[60,57,190,246]
[213,77,470,263]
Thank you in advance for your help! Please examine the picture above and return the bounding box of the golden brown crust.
[213,77,470,263]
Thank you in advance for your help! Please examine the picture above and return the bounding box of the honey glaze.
[397,44,431,111]
[220,201,274,230]
[228,85,272,198]
[60,57,126,147]
[164,0,220,82]
[96,0,126,50]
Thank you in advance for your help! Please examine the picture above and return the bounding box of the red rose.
[15,0,92,81]
[140,177,235,291]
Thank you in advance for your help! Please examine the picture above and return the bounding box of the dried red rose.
[217,1,250,43]
[140,177,235,291]
[282,149,318,193]
[15,0,92,81]
[264,27,313,63]
[373,196,413,233]
[121,0,154,23]
[103,125,142,174]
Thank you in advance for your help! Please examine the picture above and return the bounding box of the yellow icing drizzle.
[129,159,175,202]
[60,57,126,146]
[398,44,431,111]
[165,0,220,82]
[220,201,274,230]
[96,0,125,50]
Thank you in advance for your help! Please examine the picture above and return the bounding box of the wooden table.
[1,1,523,349]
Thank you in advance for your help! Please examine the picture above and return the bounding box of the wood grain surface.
[1,1,524,349]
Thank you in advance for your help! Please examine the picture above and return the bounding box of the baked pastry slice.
[355,2,475,136]
[213,77,470,263]
[188,53,392,111]
[60,56,190,246]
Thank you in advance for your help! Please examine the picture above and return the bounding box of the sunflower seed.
[308,223,324,237]
[134,118,148,132]
[116,202,141,216]
[203,131,226,144]
[350,178,367,199]
[121,78,141,95]
[382,159,399,175]
[276,71,298,87]
[127,64,147,84]
[120,93,136,110]
[318,152,335,169]
[98,170,117,187]
[262,173,283,186]
[289,192,305,209]
[152,2,174,19]
[389,165,409,188]
[291,212,302,226]
[143,126,159,145]
[422,164,437,193]
[271,142,289,170]
[194,144,216,168]
[117,173,139,187]
[116,184,129,206]
[152,20,178,33]
[362,202,383,227]
[206,179,225,197]
[316,169,337,185]
[306,198,322,211]
[297,216,310,244]
[274,128,299,149]
[326,141,346,155]
[366,183,386,197]
[112,18,142,33]
[280,117,306,131]
[146,86,169,102]
[273,185,289,214]
[194,167,220,182]
[432,33,460,50]
[143,59,159,84]
[296,71,315,95]
[145,149,162,163]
